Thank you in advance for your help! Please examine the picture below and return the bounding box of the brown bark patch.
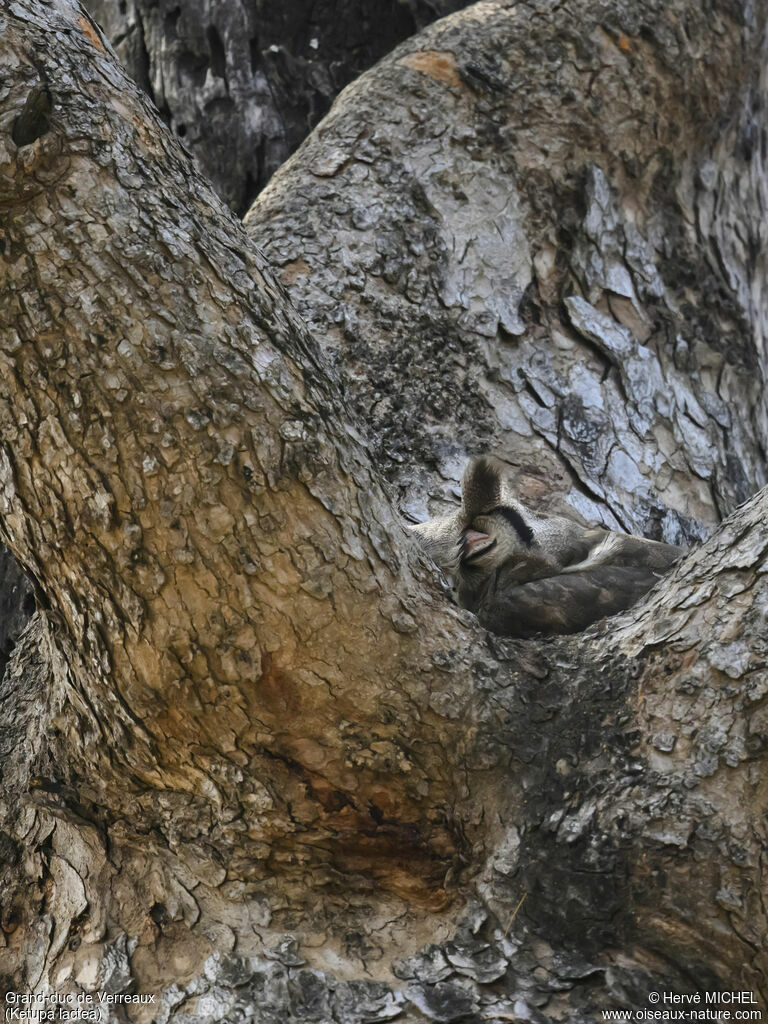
[257,652,300,716]
[330,825,452,909]
[76,15,104,51]
[1,906,21,935]
[399,51,463,91]
[281,258,311,285]
[252,654,458,906]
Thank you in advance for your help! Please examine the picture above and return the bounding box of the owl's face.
[460,504,535,573]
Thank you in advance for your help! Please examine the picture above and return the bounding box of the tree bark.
[0,0,491,989]
[81,0,474,215]
[0,0,767,1018]
[0,0,478,705]
[0,547,33,680]
[246,0,768,545]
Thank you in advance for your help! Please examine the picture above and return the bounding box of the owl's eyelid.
[463,537,497,563]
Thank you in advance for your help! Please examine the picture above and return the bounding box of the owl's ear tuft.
[461,456,504,520]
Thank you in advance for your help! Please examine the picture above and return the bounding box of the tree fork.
[0,0,483,941]
[0,0,766,1009]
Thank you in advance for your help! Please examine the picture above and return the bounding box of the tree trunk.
[0,0,766,1018]
[0,0,478,714]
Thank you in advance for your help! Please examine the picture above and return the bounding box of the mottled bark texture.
[1,0,767,1019]
[81,0,473,216]
[0,0,487,998]
[0,547,34,680]
[246,0,768,548]
[0,0,477,700]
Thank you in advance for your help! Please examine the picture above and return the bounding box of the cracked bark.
[0,0,767,1020]
[80,0,474,215]
[0,0,479,675]
[246,0,768,548]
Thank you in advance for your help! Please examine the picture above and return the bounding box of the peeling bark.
[0,0,478,689]
[0,0,767,1018]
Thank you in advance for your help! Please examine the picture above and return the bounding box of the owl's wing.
[468,564,669,638]
[559,531,684,574]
